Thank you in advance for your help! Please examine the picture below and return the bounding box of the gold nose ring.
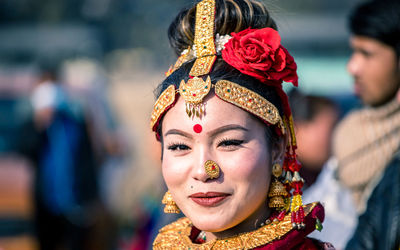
[204,160,220,179]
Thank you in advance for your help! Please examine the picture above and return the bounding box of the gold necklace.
[153,202,318,250]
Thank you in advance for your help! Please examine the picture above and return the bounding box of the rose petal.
[221,27,298,87]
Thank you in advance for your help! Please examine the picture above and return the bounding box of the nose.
[347,53,360,77]
[191,148,217,182]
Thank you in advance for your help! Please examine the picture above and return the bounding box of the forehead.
[162,93,261,132]
[350,36,395,54]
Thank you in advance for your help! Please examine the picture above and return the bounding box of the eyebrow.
[163,124,248,139]
[207,124,249,138]
[164,129,194,139]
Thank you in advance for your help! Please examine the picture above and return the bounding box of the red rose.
[221,28,298,87]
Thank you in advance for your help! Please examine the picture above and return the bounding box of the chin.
[191,218,233,233]
[186,211,235,232]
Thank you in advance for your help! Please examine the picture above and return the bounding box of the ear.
[270,135,287,164]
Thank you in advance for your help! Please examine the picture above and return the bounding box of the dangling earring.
[268,163,288,209]
[162,191,180,214]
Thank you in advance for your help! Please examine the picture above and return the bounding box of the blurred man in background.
[31,61,101,250]
[288,89,339,188]
[289,89,357,249]
[332,0,400,249]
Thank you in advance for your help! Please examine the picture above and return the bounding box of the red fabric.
[255,203,325,250]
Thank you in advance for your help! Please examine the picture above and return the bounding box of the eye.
[355,48,373,58]
[167,143,191,151]
[217,138,244,148]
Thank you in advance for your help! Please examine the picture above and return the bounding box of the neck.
[368,91,399,108]
[204,204,271,241]
[362,95,400,119]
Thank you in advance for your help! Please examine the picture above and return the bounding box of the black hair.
[349,0,400,59]
[168,0,277,56]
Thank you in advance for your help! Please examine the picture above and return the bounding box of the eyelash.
[217,138,244,148]
[166,138,244,152]
[167,142,191,151]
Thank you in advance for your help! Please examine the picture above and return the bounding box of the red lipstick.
[189,192,231,207]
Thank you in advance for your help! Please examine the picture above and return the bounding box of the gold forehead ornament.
[179,76,211,118]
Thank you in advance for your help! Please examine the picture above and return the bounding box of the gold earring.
[162,191,180,214]
[204,160,220,179]
[268,163,288,209]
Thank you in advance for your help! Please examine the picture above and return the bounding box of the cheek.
[161,156,188,188]
[370,59,397,86]
[223,147,270,184]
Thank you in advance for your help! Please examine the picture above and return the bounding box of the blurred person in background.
[288,89,339,188]
[0,65,39,250]
[60,57,130,250]
[31,60,106,250]
[288,89,357,249]
[332,0,400,249]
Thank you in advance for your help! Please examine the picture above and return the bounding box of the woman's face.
[161,93,282,236]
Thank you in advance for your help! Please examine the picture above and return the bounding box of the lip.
[189,192,231,207]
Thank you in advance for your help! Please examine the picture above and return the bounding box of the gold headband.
[150,80,285,134]
[215,80,285,133]
[150,85,176,130]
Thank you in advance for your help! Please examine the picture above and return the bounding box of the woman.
[150,0,328,248]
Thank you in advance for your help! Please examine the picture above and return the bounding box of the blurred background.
[0,0,363,249]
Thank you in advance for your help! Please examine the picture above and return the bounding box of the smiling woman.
[149,0,329,248]
[162,94,274,238]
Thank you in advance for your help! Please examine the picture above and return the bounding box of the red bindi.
[193,124,203,133]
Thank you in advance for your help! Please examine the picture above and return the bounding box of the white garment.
[303,157,357,250]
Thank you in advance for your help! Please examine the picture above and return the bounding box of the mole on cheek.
[193,124,203,133]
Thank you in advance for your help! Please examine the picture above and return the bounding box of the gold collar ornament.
[153,202,318,249]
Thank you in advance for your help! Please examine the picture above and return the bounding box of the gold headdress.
[150,0,306,229]
[150,80,285,133]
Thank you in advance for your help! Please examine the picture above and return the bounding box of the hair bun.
[168,0,277,56]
